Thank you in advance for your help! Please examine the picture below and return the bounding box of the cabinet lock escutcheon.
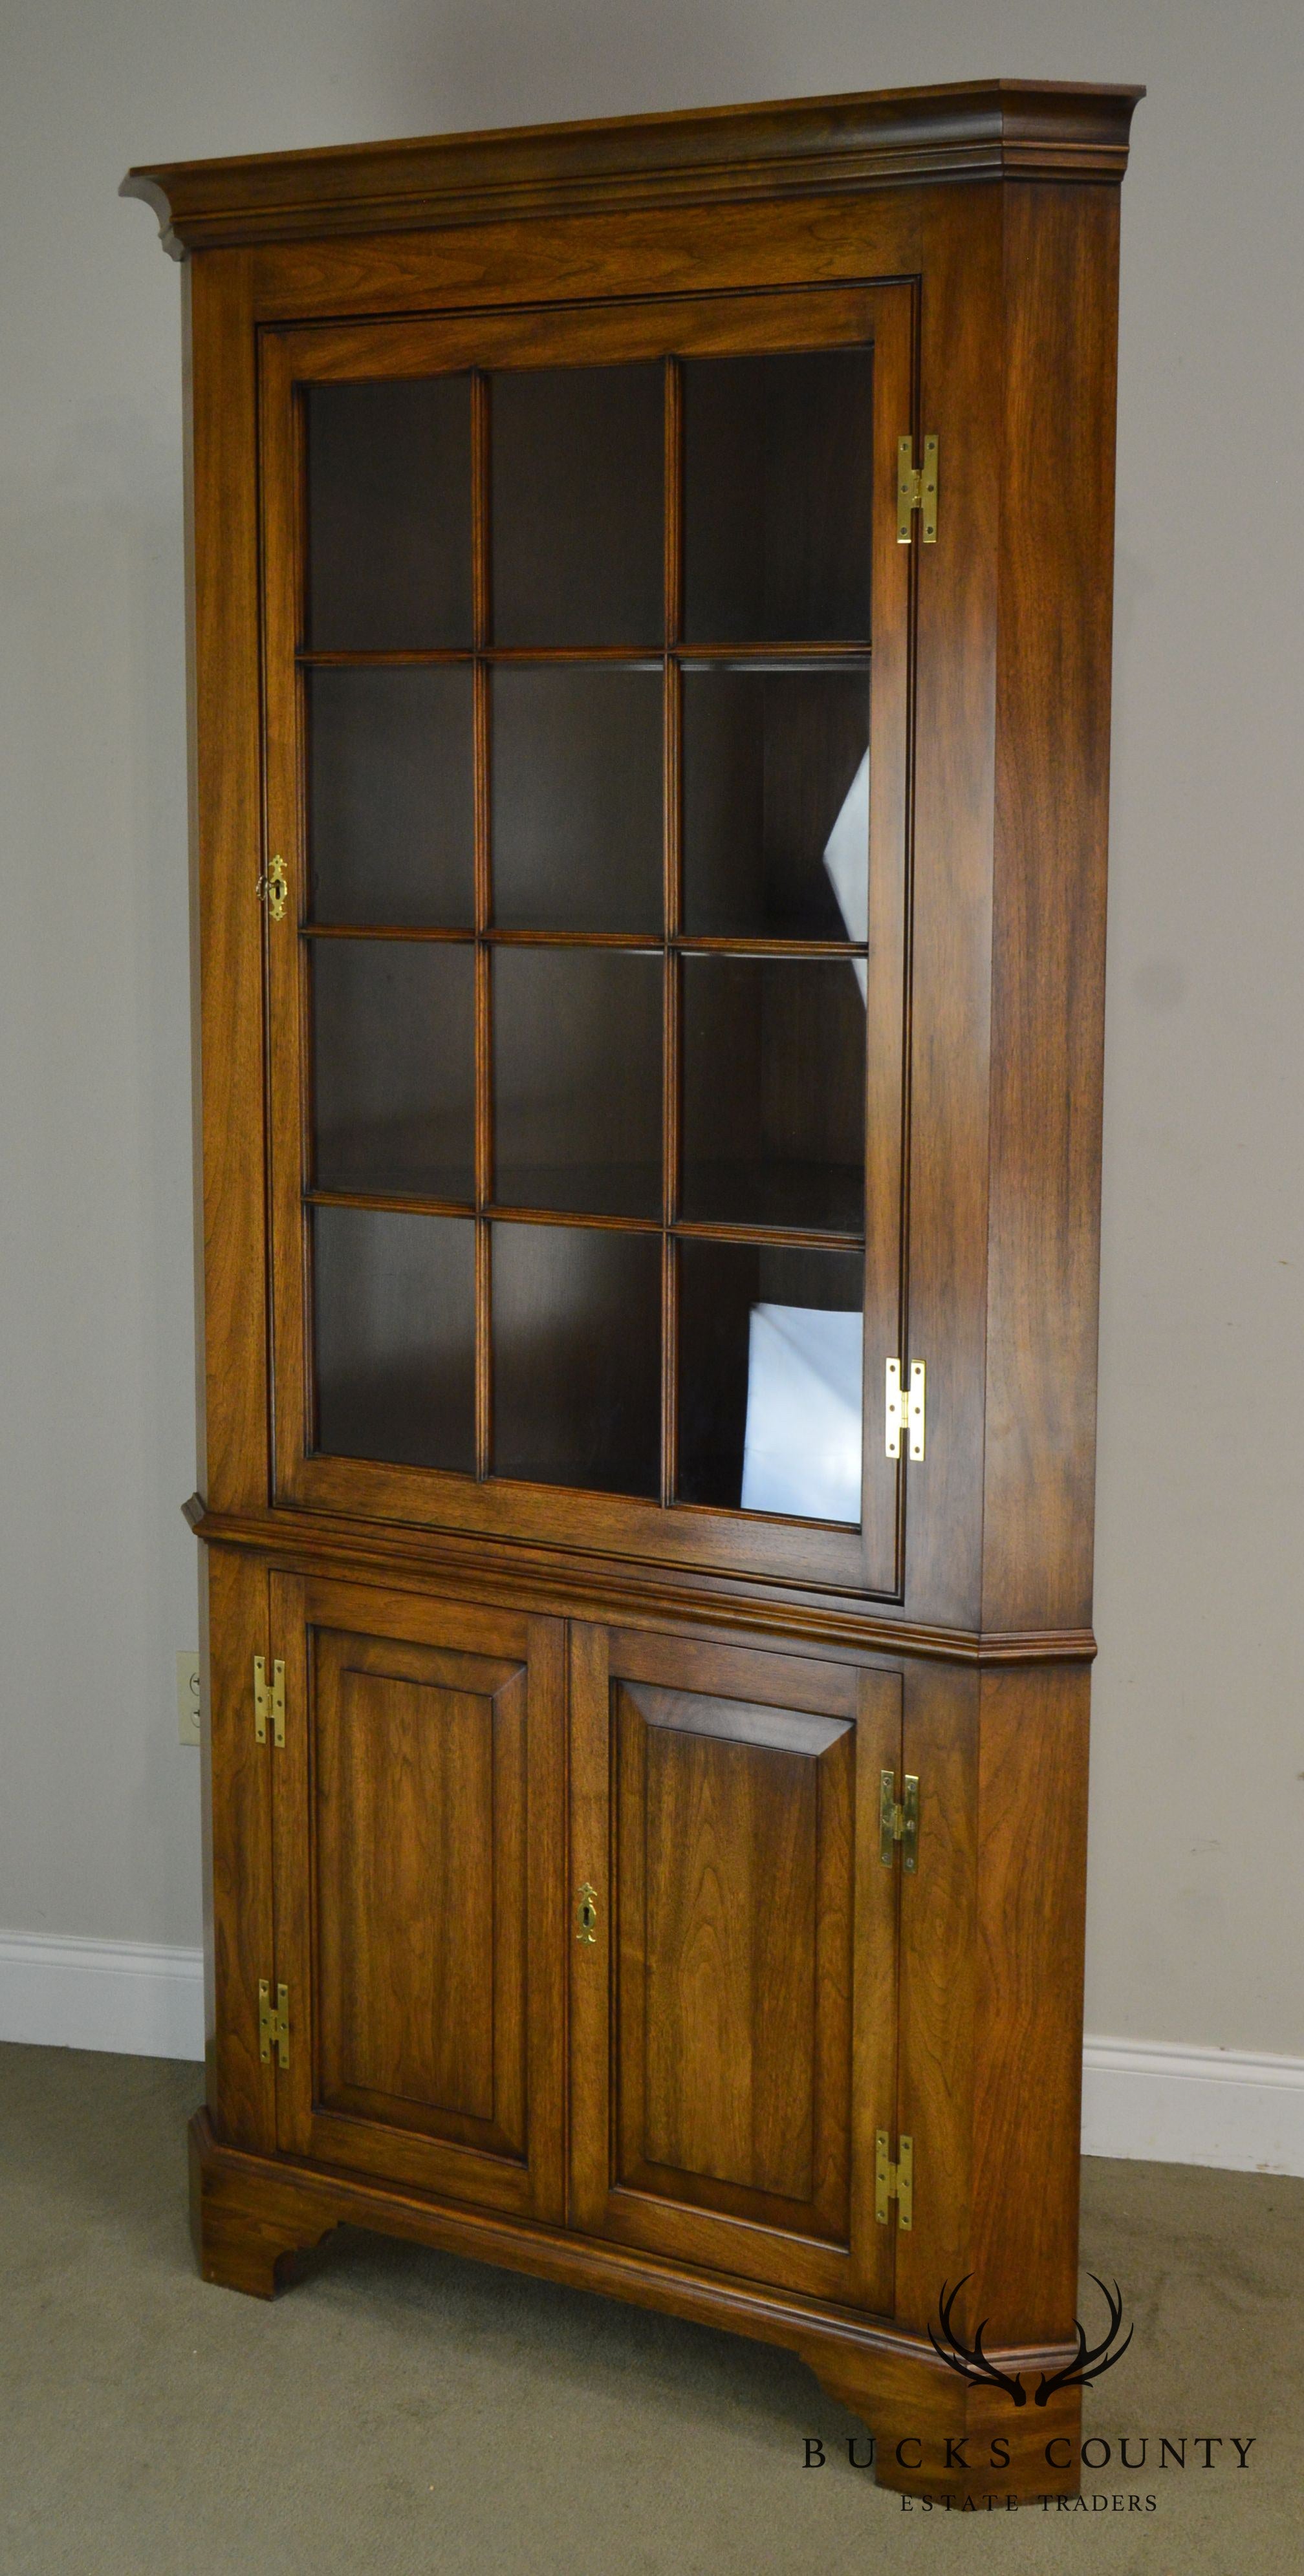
[886,1357,925,1461]
[576,1882,599,1946]
[875,2131,914,2228]
[896,434,939,544]
[254,1655,285,1748]
[880,1770,920,1871]
[258,1979,290,2068]
[257,854,288,920]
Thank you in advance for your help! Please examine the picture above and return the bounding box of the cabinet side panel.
[189,251,269,1511]
[983,185,1120,1633]
[972,1664,1089,2343]
[901,189,1003,1633]
[893,1662,977,2331]
[203,1544,276,2150]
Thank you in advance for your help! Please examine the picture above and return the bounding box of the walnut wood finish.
[569,1626,899,2307]
[270,1578,566,2219]
[124,80,1141,257]
[130,80,1139,2506]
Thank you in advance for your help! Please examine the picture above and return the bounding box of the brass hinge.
[896,435,939,544]
[880,1770,920,1872]
[258,1979,290,2069]
[256,854,288,920]
[886,1358,925,1461]
[254,1655,285,1748]
[876,2131,914,2229]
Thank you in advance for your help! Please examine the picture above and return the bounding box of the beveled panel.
[316,1659,499,2124]
[613,1673,854,2233]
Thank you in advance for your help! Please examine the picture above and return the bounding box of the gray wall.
[2,0,1301,2054]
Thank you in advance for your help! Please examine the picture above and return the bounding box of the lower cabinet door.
[270,1574,565,2220]
[569,1625,902,2309]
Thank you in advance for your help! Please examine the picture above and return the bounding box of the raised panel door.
[569,1625,902,2308]
[270,1574,565,2218]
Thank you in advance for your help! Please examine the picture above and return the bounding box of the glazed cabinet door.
[269,1574,565,2219]
[570,1626,902,2308]
[259,281,914,1599]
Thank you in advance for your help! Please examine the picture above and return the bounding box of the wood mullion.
[307,1187,475,1219]
[472,370,493,1479]
[660,358,683,1508]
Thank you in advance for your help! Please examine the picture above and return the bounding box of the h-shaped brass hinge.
[880,1770,920,1872]
[254,1655,285,1748]
[896,434,939,544]
[258,1979,290,2068]
[876,2131,914,2229]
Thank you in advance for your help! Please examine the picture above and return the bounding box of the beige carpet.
[0,2042,1299,2573]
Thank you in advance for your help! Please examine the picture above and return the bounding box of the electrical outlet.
[177,1652,202,1747]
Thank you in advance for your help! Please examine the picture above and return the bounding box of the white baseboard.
[0,1931,204,2062]
[1082,2035,1304,2176]
[2,1932,1301,2175]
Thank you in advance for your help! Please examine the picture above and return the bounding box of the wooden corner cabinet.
[125,77,1140,2506]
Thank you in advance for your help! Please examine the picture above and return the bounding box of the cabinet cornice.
[122,79,1143,259]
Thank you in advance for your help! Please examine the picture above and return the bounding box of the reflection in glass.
[305,379,472,650]
[492,1222,661,1496]
[491,363,664,646]
[682,666,869,942]
[312,941,474,1200]
[491,665,663,932]
[494,949,662,1218]
[308,666,474,927]
[677,1240,863,1521]
[313,1207,475,1472]
[681,956,866,1233]
[683,349,873,643]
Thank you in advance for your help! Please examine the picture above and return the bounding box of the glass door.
[261,285,913,1593]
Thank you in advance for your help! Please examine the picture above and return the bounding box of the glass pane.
[491,363,664,647]
[681,956,865,1233]
[494,950,662,1218]
[683,667,869,940]
[678,1240,863,1521]
[313,1206,475,1472]
[312,941,474,1200]
[683,350,873,643]
[305,378,472,650]
[492,1222,661,1496]
[308,667,473,927]
[491,667,662,932]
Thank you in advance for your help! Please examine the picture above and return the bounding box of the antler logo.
[928,2275,1133,2409]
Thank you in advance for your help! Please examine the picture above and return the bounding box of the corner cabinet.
[125,77,1140,2507]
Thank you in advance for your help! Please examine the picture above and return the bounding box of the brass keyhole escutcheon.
[576,1882,598,1946]
[257,855,288,921]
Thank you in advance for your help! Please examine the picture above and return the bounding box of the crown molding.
[122,80,1144,259]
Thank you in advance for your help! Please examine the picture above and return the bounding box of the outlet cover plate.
[177,1652,201,1747]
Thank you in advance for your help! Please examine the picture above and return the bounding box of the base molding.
[190,2112,1080,2505]
[0,1929,203,2061]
